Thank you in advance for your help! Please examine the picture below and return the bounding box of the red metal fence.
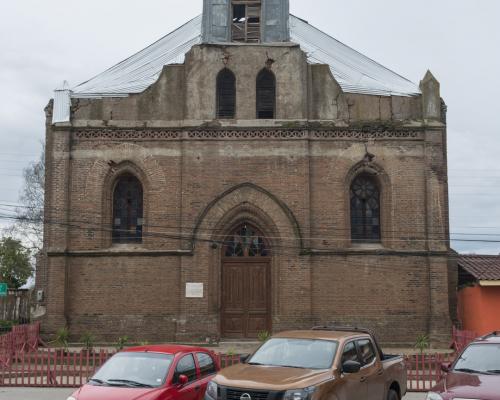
[452,326,477,352]
[0,348,114,387]
[404,353,455,392]
[0,349,242,388]
[0,322,40,368]
[0,348,455,391]
[0,325,477,391]
[215,354,241,369]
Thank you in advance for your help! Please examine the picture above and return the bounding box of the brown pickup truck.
[205,327,407,400]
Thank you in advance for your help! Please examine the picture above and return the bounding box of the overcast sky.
[1,0,499,254]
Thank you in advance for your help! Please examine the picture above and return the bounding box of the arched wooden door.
[221,223,272,338]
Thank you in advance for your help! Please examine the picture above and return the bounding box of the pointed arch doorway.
[221,223,272,339]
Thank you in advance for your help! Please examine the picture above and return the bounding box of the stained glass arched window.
[112,173,143,244]
[350,174,381,243]
[216,68,236,119]
[224,224,269,257]
[256,69,276,119]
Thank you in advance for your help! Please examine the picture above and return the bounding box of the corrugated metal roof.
[53,14,421,123]
[72,16,203,98]
[289,16,420,97]
[52,81,71,123]
[459,255,500,281]
[72,14,420,98]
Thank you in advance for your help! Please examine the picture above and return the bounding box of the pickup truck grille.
[222,387,283,400]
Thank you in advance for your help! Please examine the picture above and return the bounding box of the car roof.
[123,344,214,355]
[473,332,500,344]
[273,330,370,341]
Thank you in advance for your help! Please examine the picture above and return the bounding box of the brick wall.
[39,43,453,346]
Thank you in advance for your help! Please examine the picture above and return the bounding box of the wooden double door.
[221,259,271,338]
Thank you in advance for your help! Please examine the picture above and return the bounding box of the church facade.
[37,0,456,345]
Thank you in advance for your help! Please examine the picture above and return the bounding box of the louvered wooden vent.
[232,1,261,43]
[256,69,276,119]
[217,68,236,119]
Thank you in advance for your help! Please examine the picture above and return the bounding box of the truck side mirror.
[342,360,361,374]
[240,354,249,364]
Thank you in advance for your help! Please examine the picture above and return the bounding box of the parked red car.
[67,345,219,400]
[427,331,500,400]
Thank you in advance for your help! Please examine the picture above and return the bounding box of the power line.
[1,217,499,265]
[2,202,500,237]
[2,213,500,246]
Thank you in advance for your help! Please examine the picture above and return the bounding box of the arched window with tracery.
[350,174,381,243]
[112,173,144,244]
[216,68,236,119]
[256,68,276,119]
[223,224,269,257]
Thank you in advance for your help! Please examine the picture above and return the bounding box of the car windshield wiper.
[107,379,154,387]
[487,369,500,374]
[247,362,265,365]
[454,368,491,375]
[89,378,106,385]
[277,365,304,369]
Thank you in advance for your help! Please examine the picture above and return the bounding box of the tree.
[15,147,45,251]
[0,237,33,289]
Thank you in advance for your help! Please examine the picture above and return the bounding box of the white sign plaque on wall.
[186,283,204,298]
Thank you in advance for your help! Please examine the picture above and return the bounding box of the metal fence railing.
[0,322,40,368]
[451,326,477,352]
[0,326,479,392]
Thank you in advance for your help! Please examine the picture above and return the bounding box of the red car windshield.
[454,344,500,374]
[92,352,174,388]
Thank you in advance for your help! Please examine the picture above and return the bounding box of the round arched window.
[216,68,236,119]
[256,68,276,119]
[223,224,270,257]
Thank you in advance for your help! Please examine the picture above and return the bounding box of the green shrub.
[0,320,17,332]
[414,334,430,354]
[56,327,70,351]
[80,332,95,352]
[257,330,271,342]
[116,336,130,351]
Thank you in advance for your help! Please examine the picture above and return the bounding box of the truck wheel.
[387,389,399,400]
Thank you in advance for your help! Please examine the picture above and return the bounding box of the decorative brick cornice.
[311,129,421,139]
[73,127,424,141]
[75,129,180,140]
[187,129,306,139]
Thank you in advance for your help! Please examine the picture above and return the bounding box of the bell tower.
[202,0,290,44]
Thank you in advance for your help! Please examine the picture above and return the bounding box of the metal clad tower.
[202,0,290,43]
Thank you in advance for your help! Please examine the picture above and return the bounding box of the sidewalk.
[0,387,426,400]
[0,388,74,400]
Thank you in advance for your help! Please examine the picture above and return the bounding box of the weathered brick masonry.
[37,6,455,346]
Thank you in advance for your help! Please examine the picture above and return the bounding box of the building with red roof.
[458,255,500,335]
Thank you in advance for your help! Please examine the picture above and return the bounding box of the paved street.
[0,388,74,400]
[0,387,426,400]
[404,394,426,400]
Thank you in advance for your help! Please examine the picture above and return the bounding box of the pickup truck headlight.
[284,386,317,400]
[206,381,218,399]
[426,393,443,400]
